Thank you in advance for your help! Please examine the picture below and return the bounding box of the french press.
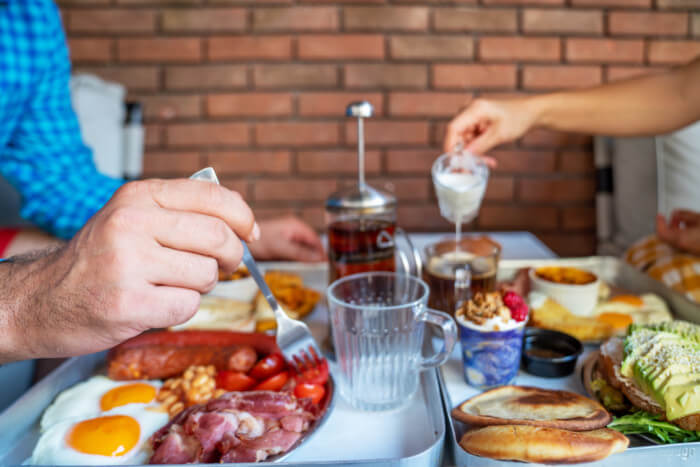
[325,101,421,282]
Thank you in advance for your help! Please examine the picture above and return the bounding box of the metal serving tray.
[0,262,445,467]
[440,256,700,467]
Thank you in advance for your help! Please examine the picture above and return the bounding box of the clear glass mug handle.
[394,227,422,277]
[417,308,457,370]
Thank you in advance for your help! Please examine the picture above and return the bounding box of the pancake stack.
[452,386,628,464]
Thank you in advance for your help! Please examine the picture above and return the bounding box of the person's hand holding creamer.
[0,179,257,363]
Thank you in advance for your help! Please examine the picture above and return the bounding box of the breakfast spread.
[30,331,331,465]
[455,291,528,389]
[588,321,700,442]
[452,386,627,464]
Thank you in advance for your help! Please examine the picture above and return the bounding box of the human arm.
[656,210,700,256]
[247,216,325,262]
[0,179,258,364]
[444,58,700,155]
[1,228,63,257]
[0,2,123,239]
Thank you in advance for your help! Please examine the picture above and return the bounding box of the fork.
[189,167,322,371]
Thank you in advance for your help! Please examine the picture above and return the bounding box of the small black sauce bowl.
[521,328,583,378]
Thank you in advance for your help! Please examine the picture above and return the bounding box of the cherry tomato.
[249,354,286,381]
[216,371,256,392]
[294,359,329,386]
[294,383,326,405]
[254,371,289,391]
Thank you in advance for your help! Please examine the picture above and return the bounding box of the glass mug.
[327,272,457,411]
[423,237,501,316]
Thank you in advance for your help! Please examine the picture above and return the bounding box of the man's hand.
[444,98,538,159]
[0,179,258,362]
[248,216,325,262]
[657,210,700,256]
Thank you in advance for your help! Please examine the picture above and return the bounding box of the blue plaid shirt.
[0,0,123,239]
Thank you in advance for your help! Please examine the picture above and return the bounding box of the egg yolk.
[609,295,644,307]
[597,312,634,330]
[100,383,156,411]
[67,415,140,457]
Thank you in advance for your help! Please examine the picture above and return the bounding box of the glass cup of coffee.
[327,272,457,411]
[423,237,501,316]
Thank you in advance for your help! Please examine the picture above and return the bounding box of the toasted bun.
[459,425,628,464]
[452,385,611,431]
[599,338,700,431]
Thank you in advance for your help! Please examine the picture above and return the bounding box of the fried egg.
[40,376,162,431]
[593,293,672,325]
[30,404,169,465]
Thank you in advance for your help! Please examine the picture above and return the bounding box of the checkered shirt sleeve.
[0,1,124,239]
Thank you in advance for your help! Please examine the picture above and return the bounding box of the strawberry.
[503,291,528,322]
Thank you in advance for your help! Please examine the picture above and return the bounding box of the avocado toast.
[598,321,700,432]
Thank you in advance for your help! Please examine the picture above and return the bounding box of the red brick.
[519,178,595,202]
[609,12,688,36]
[254,65,337,88]
[144,124,163,149]
[219,179,251,201]
[365,177,431,201]
[538,233,596,256]
[298,35,384,60]
[559,151,595,173]
[386,149,437,173]
[298,150,381,174]
[483,0,563,4]
[397,205,452,231]
[606,66,664,82]
[521,129,592,147]
[345,64,427,88]
[648,41,700,65]
[249,208,299,222]
[571,0,649,6]
[68,9,156,33]
[566,39,644,63]
[484,177,515,201]
[490,150,557,173]
[562,206,596,230]
[142,151,201,177]
[390,36,474,60]
[657,0,699,9]
[693,14,700,36]
[162,8,246,32]
[523,66,602,90]
[166,123,250,147]
[206,93,293,117]
[480,37,560,62]
[252,7,338,31]
[136,95,202,120]
[208,36,292,61]
[208,151,292,174]
[255,179,338,202]
[389,92,469,117]
[68,38,113,63]
[523,9,603,34]
[478,205,558,229]
[298,92,384,117]
[255,122,339,147]
[344,7,429,31]
[165,65,247,90]
[433,8,517,32]
[299,207,326,231]
[118,38,201,63]
[76,66,159,92]
[346,121,429,145]
[433,64,517,89]
[59,0,110,4]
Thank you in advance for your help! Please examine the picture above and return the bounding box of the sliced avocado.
[665,381,700,420]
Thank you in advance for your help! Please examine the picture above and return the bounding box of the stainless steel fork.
[189,167,322,371]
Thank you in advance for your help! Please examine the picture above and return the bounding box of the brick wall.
[57,0,700,256]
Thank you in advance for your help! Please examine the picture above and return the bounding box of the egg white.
[40,376,162,432]
[593,293,672,324]
[30,404,169,465]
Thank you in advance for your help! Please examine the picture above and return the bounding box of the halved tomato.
[294,359,329,386]
[249,353,286,381]
[294,383,325,405]
[253,371,289,391]
[216,371,256,392]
